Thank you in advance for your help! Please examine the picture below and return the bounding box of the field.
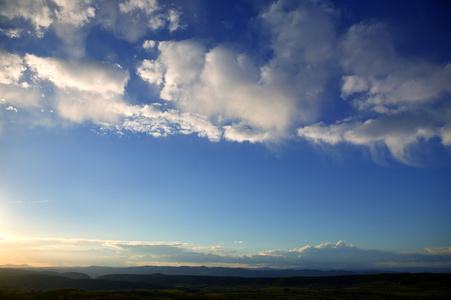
[1,269,450,299]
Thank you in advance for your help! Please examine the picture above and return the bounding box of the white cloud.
[440,124,451,146]
[297,122,349,146]
[55,90,129,123]
[0,51,26,85]
[112,105,222,142]
[155,40,206,102]
[119,0,159,15]
[51,0,96,57]
[25,54,129,98]
[0,0,53,37]
[0,84,41,111]
[0,28,22,38]
[341,75,369,98]
[5,106,18,113]
[0,0,177,55]
[142,39,157,50]
[0,0,95,57]
[223,124,272,143]
[167,9,181,32]
[194,46,294,136]
[53,0,95,27]
[1,53,130,124]
[137,59,164,86]
[298,111,447,165]
[0,0,95,38]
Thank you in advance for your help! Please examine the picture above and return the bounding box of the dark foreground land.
[1,268,450,299]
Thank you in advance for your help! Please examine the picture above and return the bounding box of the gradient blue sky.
[0,0,450,269]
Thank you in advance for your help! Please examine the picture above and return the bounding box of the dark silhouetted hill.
[23,265,358,278]
[0,268,159,291]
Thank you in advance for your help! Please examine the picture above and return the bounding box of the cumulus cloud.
[136,0,339,144]
[1,237,450,269]
[137,41,292,143]
[137,59,165,86]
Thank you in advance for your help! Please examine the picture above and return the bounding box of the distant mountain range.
[0,265,359,278]
[2,264,450,279]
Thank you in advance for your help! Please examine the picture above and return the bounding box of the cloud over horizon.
[1,0,450,165]
[1,237,450,270]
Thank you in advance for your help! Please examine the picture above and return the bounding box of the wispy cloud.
[33,200,51,203]
[297,21,451,165]
[426,247,451,255]
[98,0,182,43]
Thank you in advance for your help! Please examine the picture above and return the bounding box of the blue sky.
[0,0,450,270]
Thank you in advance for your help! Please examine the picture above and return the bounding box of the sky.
[0,0,450,270]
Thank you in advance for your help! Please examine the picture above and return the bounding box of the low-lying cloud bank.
[1,0,450,165]
[1,237,450,270]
